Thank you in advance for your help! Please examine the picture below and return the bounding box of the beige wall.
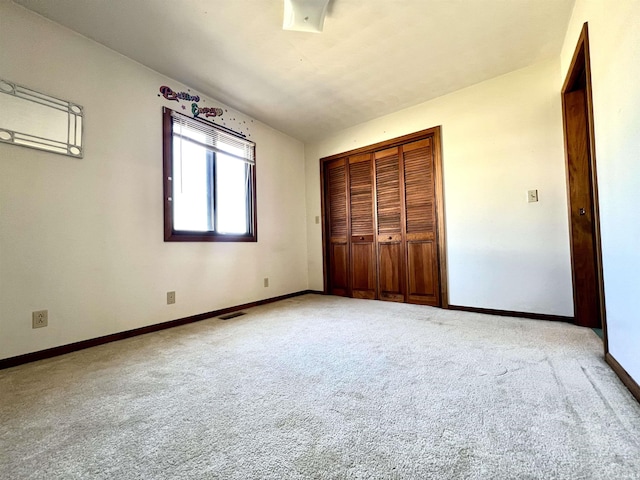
[305,59,574,316]
[561,0,640,384]
[4,0,637,382]
[0,2,308,360]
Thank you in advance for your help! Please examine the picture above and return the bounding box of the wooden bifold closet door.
[402,139,439,306]
[322,128,445,307]
[325,158,349,296]
[374,139,439,305]
[375,146,405,302]
[349,154,376,299]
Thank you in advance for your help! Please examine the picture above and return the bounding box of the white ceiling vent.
[283,0,330,33]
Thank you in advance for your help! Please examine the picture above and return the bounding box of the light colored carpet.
[1,294,639,479]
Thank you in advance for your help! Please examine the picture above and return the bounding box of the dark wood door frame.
[561,23,607,350]
[319,126,449,307]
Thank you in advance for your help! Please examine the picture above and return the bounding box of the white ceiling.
[14,0,575,142]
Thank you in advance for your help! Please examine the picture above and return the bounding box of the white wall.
[0,1,308,360]
[561,0,640,384]
[306,59,574,316]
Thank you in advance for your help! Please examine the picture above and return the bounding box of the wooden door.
[564,89,600,328]
[349,154,376,299]
[402,139,440,306]
[325,158,349,296]
[375,146,405,302]
[320,126,448,307]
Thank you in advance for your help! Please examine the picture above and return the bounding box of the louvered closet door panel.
[404,139,435,235]
[375,147,402,236]
[349,154,376,299]
[374,147,405,302]
[349,155,374,237]
[402,139,440,306]
[326,158,349,296]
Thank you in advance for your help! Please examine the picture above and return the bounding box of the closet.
[321,127,447,307]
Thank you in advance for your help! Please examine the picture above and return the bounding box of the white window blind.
[170,110,255,164]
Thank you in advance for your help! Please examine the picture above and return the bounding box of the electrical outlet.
[315,216,320,224]
[167,291,176,305]
[264,277,269,288]
[32,310,48,329]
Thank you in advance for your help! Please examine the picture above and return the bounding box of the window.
[163,108,257,242]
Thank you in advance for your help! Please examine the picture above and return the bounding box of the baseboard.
[605,352,640,404]
[0,290,320,370]
[448,304,574,323]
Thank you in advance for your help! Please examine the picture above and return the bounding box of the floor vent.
[218,311,246,320]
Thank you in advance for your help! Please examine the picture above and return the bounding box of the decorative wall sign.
[0,78,84,158]
[159,85,200,103]
[157,84,254,138]
[192,104,223,119]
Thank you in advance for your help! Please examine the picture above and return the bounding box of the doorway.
[561,23,606,343]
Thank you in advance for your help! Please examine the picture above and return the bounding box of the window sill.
[164,231,257,242]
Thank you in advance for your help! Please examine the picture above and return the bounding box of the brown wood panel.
[378,242,404,302]
[406,232,435,242]
[403,137,431,152]
[330,242,349,296]
[351,241,376,298]
[352,291,376,300]
[431,128,449,308]
[352,235,374,242]
[349,153,372,164]
[564,89,599,328]
[378,233,402,242]
[407,240,439,305]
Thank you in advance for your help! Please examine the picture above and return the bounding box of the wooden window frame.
[162,108,257,242]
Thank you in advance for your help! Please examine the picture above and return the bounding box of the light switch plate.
[527,190,539,203]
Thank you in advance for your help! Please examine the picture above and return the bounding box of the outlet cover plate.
[32,310,48,328]
[167,291,176,304]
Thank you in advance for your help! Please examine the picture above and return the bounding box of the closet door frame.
[320,126,448,307]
